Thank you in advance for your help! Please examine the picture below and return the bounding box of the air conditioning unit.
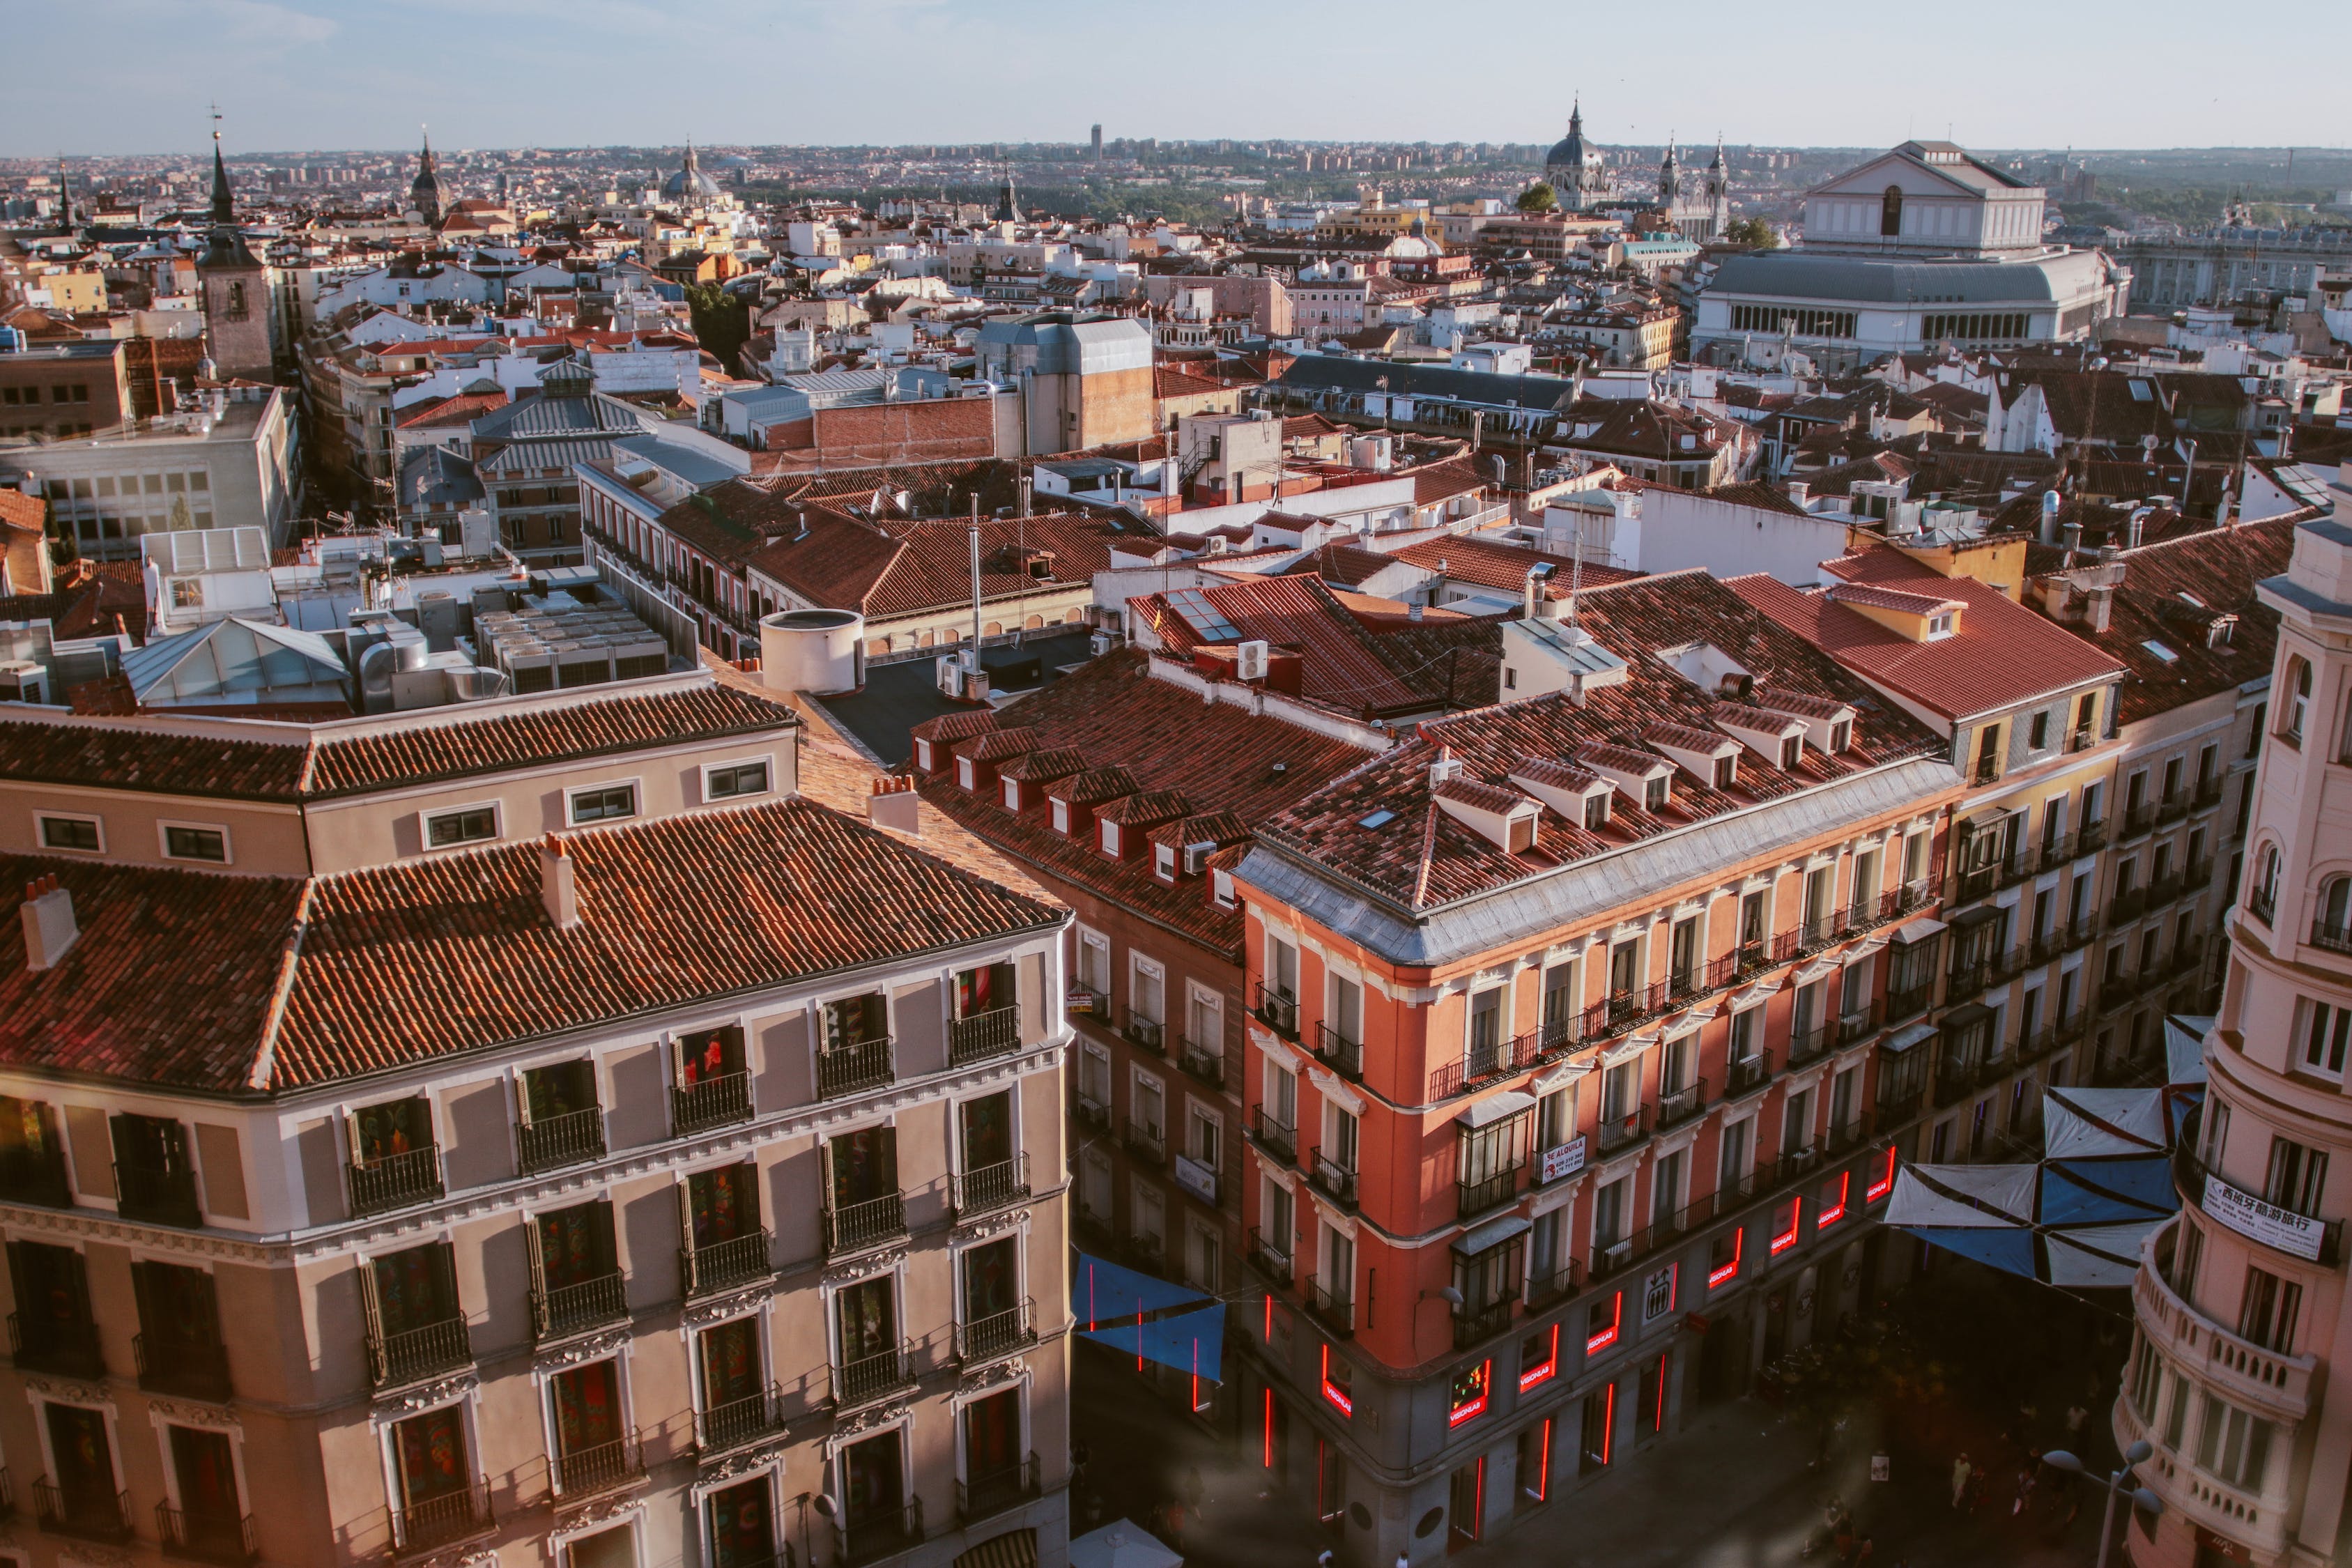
[935,654,967,698]
[1089,629,1119,658]
[1182,841,1215,875]
[1603,1240,1632,1266]
[0,661,47,705]
[1235,638,1269,682]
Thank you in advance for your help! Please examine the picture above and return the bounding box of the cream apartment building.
[0,669,1073,1568]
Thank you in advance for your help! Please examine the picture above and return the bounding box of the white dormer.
[1576,743,1674,813]
[1754,693,1859,755]
[1433,776,1542,854]
[1646,725,1743,789]
[1500,618,1631,707]
[1507,758,1615,830]
[1714,708,1809,768]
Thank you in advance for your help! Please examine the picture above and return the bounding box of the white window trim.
[156,817,233,865]
[566,777,644,829]
[535,1343,640,1500]
[699,754,774,804]
[145,1399,251,1519]
[950,1371,1034,1488]
[551,1504,650,1568]
[33,810,104,854]
[421,799,503,852]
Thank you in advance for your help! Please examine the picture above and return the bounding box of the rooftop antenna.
[1565,519,1585,630]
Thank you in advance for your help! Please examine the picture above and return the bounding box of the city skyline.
[9,0,2352,157]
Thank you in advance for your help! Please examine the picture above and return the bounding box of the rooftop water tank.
[760,608,863,696]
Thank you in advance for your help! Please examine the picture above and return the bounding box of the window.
[2028,710,2049,750]
[2282,658,2311,744]
[569,784,638,825]
[1712,753,1737,790]
[1583,790,1611,830]
[2298,999,2351,1078]
[1930,611,1955,639]
[1779,734,1801,771]
[425,804,499,849]
[1644,774,1668,813]
[1578,1381,1615,1473]
[160,822,229,863]
[2194,1395,2271,1491]
[2238,1266,2300,1353]
[37,813,101,852]
[704,760,770,800]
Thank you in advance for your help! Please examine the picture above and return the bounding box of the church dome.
[663,143,723,201]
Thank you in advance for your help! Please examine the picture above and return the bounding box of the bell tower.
[197,116,275,383]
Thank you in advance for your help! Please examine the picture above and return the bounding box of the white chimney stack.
[20,875,78,971]
[540,834,581,929]
[867,774,921,836]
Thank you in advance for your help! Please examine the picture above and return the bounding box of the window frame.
[35,811,104,854]
[156,819,232,865]
[421,800,504,852]
[700,755,774,804]
[566,780,643,828]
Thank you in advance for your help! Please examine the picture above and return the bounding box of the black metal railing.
[1121,1009,1167,1056]
[1656,1077,1707,1130]
[1178,1038,1226,1088]
[1933,1056,1981,1107]
[2250,887,2277,925]
[1254,983,1300,1039]
[1314,1022,1365,1080]
[157,1501,256,1563]
[1597,1107,1650,1155]
[1787,1024,1833,1069]
[838,1499,924,1567]
[680,1229,772,1299]
[2077,816,2108,853]
[1068,983,1109,1021]
[2312,921,2352,957]
[2192,775,2225,809]
[0,1144,72,1208]
[516,1106,606,1174]
[2039,832,2078,871]
[2156,792,2189,827]
[346,1147,442,1222]
[824,1192,909,1256]
[1824,1114,1873,1158]
[1245,1226,1292,1285]
[958,1454,1039,1524]
[817,1039,896,1100]
[950,1006,1022,1065]
[672,1071,754,1135]
[36,1478,131,1544]
[555,1429,645,1498]
[1453,1297,1514,1351]
[390,1482,493,1557]
[367,1314,472,1390]
[954,1155,1031,1217]
[135,1332,231,1402]
[1525,1256,1585,1309]
[1123,1117,1167,1165]
[697,1383,788,1455]
[10,1312,102,1379]
[1250,1106,1296,1165]
[116,1161,201,1227]
[2120,801,2156,840]
[1073,1092,1112,1132]
[1723,1050,1774,1098]
[1310,1151,1358,1208]
[833,1340,916,1408]
[1886,981,1934,1022]
[1305,1278,1355,1337]
[2110,887,2148,925]
[531,1270,627,1343]
[1457,1165,1520,1219]
[956,1299,1037,1364]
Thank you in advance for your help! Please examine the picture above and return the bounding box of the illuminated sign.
[1770,1199,1803,1255]
[1817,1171,1850,1228]
[1448,1359,1492,1427]
[1708,1227,1743,1288]
[1586,1290,1622,1354]
[1518,1324,1560,1391]
[1866,1145,1898,1202]
[1321,1343,1354,1416]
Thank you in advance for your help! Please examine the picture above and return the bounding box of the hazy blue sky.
[9,0,2347,157]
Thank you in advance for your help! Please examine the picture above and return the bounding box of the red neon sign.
[1771,1203,1803,1254]
[1532,1416,1553,1502]
[1599,1381,1615,1466]
[1586,1291,1622,1354]
[1652,1353,1668,1431]
[1866,1145,1898,1202]
[1263,1389,1275,1468]
[1708,1227,1742,1288]
[1447,1360,1491,1427]
[1519,1323,1560,1392]
[1321,1343,1354,1416]
[1818,1171,1850,1227]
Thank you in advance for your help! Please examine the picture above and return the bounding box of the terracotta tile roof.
[1391,535,1641,599]
[1256,571,1948,912]
[1732,546,2126,722]
[1134,572,1469,716]
[1410,456,1489,508]
[0,490,43,535]
[396,390,510,429]
[1153,365,1232,399]
[909,708,1000,749]
[747,506,1127,620]
[1825,582,1965,615]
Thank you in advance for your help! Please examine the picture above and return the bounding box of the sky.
[8,0,2349,157]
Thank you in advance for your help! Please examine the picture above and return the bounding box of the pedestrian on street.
[1950,1453,1973,1509]
[2011,1460,2038,1517]
[2064,1402,2089,1443]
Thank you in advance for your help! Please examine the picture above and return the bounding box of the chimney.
[2038,489,2061,546]
[540,834,580,929]
[868,774,921,836]
[2086,585,2115,633]
[1787,481,1811,509]
[20,875,78,971]
[2061,520,2082,567]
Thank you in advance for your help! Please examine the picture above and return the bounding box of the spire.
[1569,96,1582,134]
[419,125,435,174]
[200,112,258,270]
[55,155,72,228]
[1709,135,1725,171]
[210,123,234,226]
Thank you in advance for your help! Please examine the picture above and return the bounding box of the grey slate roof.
[1275,353,1579,412]
[1706,249,2107,307]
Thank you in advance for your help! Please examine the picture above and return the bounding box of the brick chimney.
[868,774,921,836]
[540,835,580,929]
[20,875,78,970]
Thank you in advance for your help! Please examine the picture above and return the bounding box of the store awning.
[958,1530,1040,1568]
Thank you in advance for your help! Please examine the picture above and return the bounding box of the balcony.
[2109,887,2148,926]
[157,1502,257,1564]
[367,1314,472,1391]
[1120,1010,1167,1057]
[2147,872,2184,910]
[2185,856,2215,891]
[1655,1077,1707,1130]
[1457,1166,1520,1219]
[390,1482,494,1559]
[1876,1086,1926,1126]
[2038,831,2078,872]
[1312,1022,1365,1082]
[953,1155,1031,1218]
[1249,1106,1296,1166]
[2069,725,2099,753]
[837,1499,924,1567]
[1452,1297,1513,1351]
[1309,1151,1358,1209]
[817,1038,895,1100]
[1723,1050,1774,1098]
[1429,1032,1534,1102]
[1932,1056,1981,1107]
[2192,775,2225,810]
[1254,983,1300,1040]
[949,1006,1022,1066]
[1946,958,1990,1004]
[1885,981,1933,1022]
[0,1144,72,1208]
[1068,983,1109,1022]
[697,1383,789,1456]
[1836,1003,1884,1047]
[2311,920,2352,957]
[955,1299,1037,1365]
[833,1340,916,1410]
[2249,887,2277,925]
[1118,1233,1167,1276]
[2017,1027,2061,1064]
[1122,1118,1167,1167]
[958,1454,1040,1525]
[10,1312,102,1380]
[670,1071,753,1136]
[135,1332,231,1403]
[1178,1038,1226,1089]
[1786,1024,1832,1070]
[1824,1114,1873,1158]
[1303,1278,1355,1338]
[516,1107,605,1175]
[1073,1092,1112,1134]
[824,1192,909,1257]
[530,1270,627,1344]
[2077,817,2108,854]
[1525,1257,1585,1309]
[554,1429,646,1500]
[36,1478,131,1544]
[2175,1144,2342,1268]
[2119,801,2157,841]
[679,1230,772,1300]
[2155,792,2190,827]
[2135,1235,2314,1422]
[1767,1141,1824,1190]
[1245,1226,1292,1286]
[1597,1107,1650,1156]
[116,1160,201,1227]
[346,1147,442,1222]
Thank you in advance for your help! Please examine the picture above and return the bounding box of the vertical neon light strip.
[1586,1291,1621,1353]
[1263,1388,1275,1468]
[1535,1417,1553,1502]
[1653,1353,1667,1430]
[1771,1200,1802,1254]
[1600,1382,1615,1466]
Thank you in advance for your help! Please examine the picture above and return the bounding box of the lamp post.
[2043,1441,2162,1568]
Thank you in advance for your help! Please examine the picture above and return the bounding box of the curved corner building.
[2122,516,2352,1568]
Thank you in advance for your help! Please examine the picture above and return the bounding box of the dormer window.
[1051,799,1070,835]
[957,756,977,791]
[1712,754,1738,790]
[1780,735,1803,771]
[1928,613,1955,639]
[1645,776,1669,813]
[1584,791,1611,831]
[1154,843,1176,882]
[1829,720,1851,753]
[1001,778,1021,810]
[1100,820,1121,856]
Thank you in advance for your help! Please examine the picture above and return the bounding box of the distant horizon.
[8,0,2349,158]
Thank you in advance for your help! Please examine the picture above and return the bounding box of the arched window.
[2252,844,2282,923]
[1880,186,1905,238]
[2284,657,2312,743]
[2320,875,2352,948]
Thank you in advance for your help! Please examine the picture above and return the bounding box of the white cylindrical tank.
[760,608,864,695]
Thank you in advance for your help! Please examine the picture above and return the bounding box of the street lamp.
[2043,1442,2162,1568]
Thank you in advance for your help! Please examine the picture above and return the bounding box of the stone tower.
[410,129,445,227]
[197,126,275,383]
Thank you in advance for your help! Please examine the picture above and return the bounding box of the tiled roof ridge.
[243,878,317,1091]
